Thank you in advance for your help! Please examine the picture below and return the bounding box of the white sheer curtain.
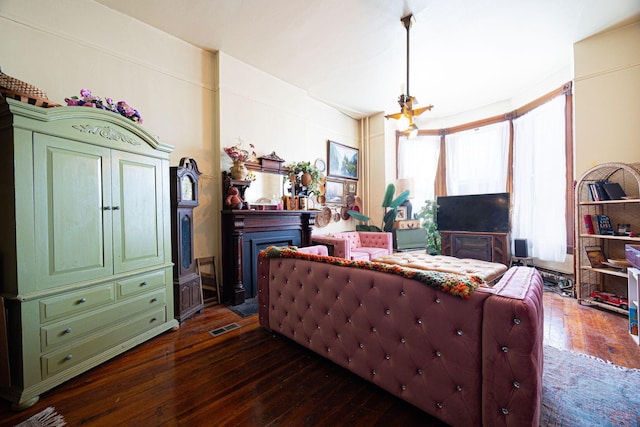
[397,135,440,208]
[445,121,509,195]
[512,95,566,262]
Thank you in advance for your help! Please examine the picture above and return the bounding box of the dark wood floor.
[1,287,639,426]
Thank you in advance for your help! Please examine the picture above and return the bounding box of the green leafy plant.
[416,199,441,254]
[347,183,410,232]
[284,161,320,194]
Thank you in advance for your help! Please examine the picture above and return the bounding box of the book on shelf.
[601,182,627,200]
[595,214,614,235]
[585,245,606,268]
[583,214,596,234]
[589,181,610,201]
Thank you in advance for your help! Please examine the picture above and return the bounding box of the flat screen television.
[436,192,510,233]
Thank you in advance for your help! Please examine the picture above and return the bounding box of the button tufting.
[385,354,390,360]
[436,402,444,409]
[513,318,521,325]
[385,309,391,315]
[417,318,423,324]
[435,297,441,303]
[456,385,463,392]
[400,338,406,344]
[348,357,352,363]
[348,317,353,323]
[359,343,364,349]
[372,370,377,375]
[372,327,377,332]
[400,290,406,296]
[317,289,320,294]
[513,381,521,388]
[308,338,312,343]
[401,385,407,391]
[501,346,509,353]
[502,408,509,415]
[293,266,297,270]
[326,274,330,279]
[327,347,331,353]
[456,329,464,336]
[417,368,423,375]
[336,333,341,338]
[435,351,442,357]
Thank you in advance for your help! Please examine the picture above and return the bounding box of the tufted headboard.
[257,256,543,427]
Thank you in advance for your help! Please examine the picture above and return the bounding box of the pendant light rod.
[401,14,414,97]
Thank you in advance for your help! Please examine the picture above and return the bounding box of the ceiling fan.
[385,14,433,137]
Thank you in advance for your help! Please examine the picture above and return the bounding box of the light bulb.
[397,114,410,132]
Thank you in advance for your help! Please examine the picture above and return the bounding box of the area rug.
[15,407,66,427]
[227,297,258,317]
[541,345,640,426]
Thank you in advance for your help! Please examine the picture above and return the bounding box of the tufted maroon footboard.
[257,254,543,427]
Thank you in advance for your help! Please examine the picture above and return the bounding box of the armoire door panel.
[33,134,113,290]
[112,151,164,273]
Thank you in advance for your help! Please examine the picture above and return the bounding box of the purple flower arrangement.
[65,89,143,124]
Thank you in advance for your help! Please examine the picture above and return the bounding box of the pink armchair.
[312,231,393,261]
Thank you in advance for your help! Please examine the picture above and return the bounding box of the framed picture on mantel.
[328,140,358,180]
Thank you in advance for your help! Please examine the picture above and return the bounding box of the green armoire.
[0,98,178,409]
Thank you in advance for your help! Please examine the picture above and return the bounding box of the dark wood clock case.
[170,157,203,322]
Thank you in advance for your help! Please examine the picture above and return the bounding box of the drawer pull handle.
[103,206,111,211]
[64,328,72,334]
[64,354,73,361]
[150,317,157,323]
[78,298,87,303]
[140,281,148,287]
[150,297,158,303]
[112,206,120,210]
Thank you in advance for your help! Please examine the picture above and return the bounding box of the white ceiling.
[94,0,640,122]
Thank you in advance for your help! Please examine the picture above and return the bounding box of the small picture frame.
[325,179,345,205]
[618,223,630,234]
[396,206,407,221]
[346,181,357,195]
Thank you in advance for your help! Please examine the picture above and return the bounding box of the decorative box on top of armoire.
[0,98,178,409]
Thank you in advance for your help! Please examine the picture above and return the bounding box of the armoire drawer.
[40,289,166,351]
[117,270,166,298]
[41,306,167,378]
[39,284,115,323]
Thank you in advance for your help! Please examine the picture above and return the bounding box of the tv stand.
[440,231,510,265]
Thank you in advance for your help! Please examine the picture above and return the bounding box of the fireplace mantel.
[221,210,317,305]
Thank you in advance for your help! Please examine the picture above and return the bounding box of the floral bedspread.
[260,246,484,299]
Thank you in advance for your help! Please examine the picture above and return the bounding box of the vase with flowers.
[224,139,255,180]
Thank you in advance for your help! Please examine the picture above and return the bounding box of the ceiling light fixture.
[385,14,433,138]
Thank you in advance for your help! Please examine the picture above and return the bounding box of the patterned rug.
[14,407,66,427]
[541,345,640,426]
[227,297,258,317]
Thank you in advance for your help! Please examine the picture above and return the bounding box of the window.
[396,83,573,261]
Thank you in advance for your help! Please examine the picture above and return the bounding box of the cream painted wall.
[574,18,640,177]
[1,0,218,260]
[217,52,359,235]
[1,0,360,272]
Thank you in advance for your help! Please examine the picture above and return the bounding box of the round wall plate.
[314,158,326,172]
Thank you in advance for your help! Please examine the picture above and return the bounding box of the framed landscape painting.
[328,140,358,180]
[325,179,345,204]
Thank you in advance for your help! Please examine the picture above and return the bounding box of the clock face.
[181,175,194,201]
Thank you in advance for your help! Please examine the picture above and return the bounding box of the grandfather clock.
[170,157,203,322]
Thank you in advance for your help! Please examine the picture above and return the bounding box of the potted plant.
[284,161,320,195]
[416,199,441,254]
[347,183,410,232]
